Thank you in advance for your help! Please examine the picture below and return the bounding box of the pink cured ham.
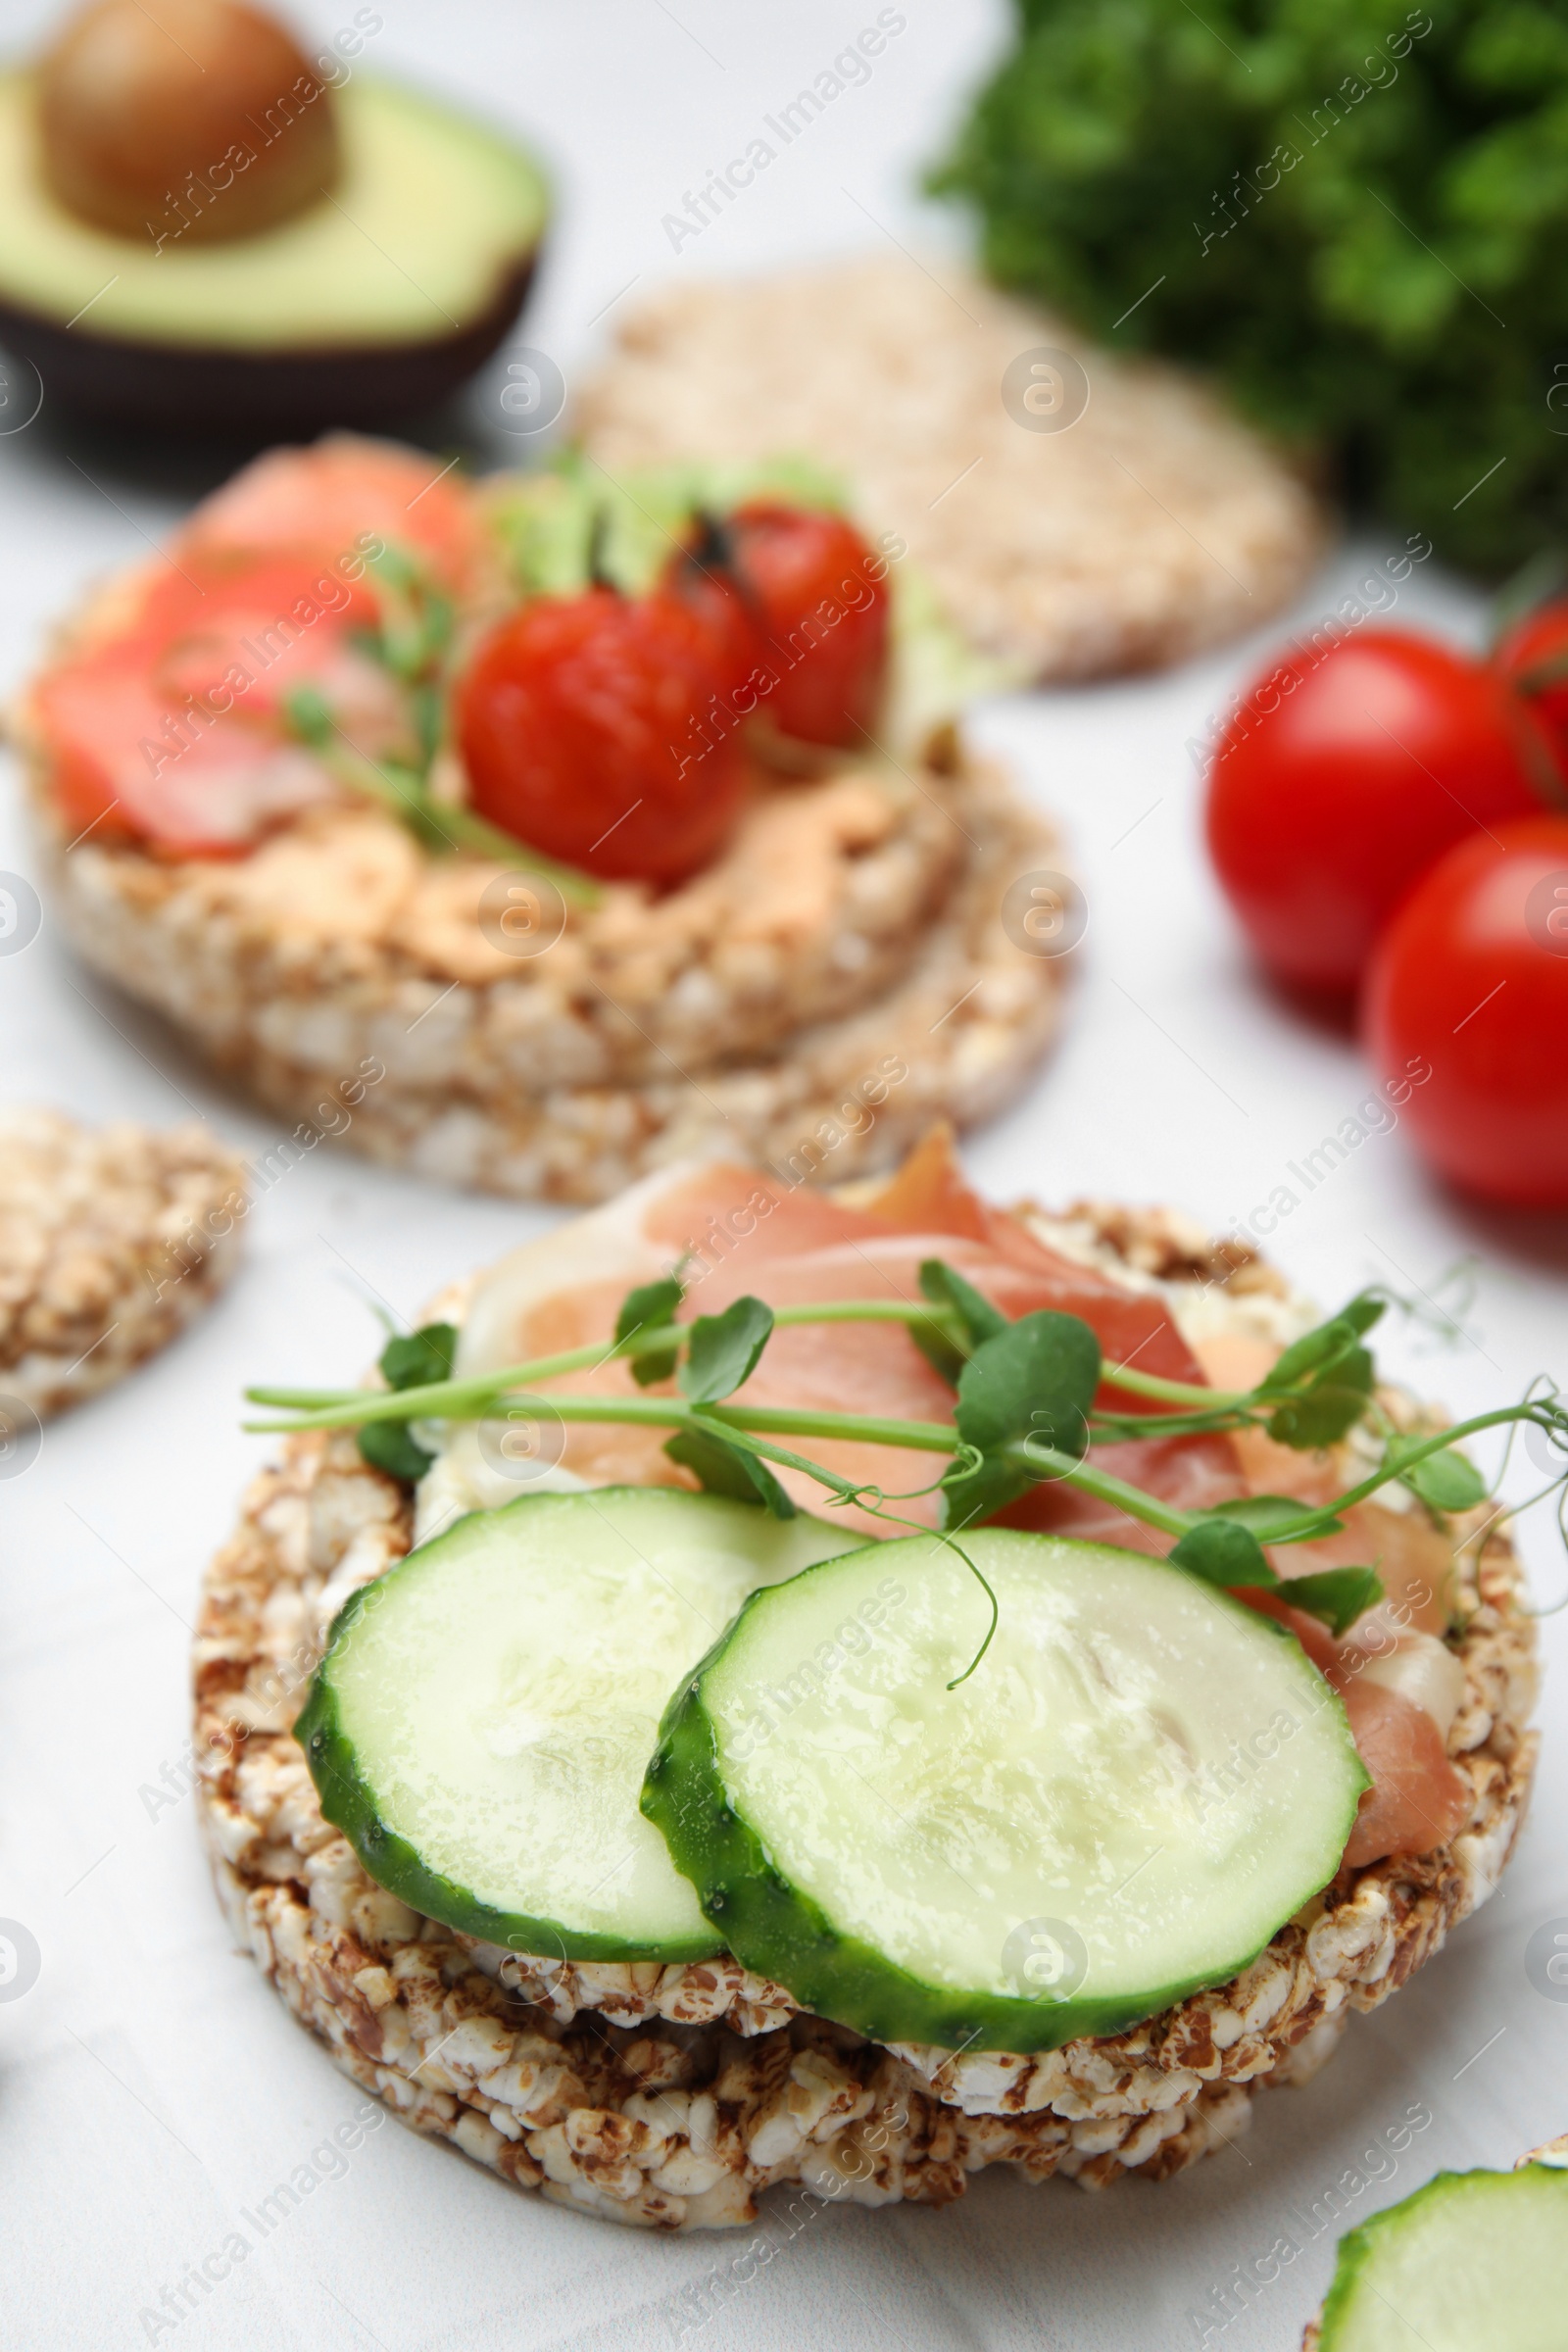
[459,1149,1244,1534]
[460,1139,1472,1872]
[650,1175,1247,1545]
[1334,1679,1471,1868]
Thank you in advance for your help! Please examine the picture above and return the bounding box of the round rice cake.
[193,1200,1537,2230]
[26,746,1066,1205]
[0,1105,245,1418]
[576,255,1327,682]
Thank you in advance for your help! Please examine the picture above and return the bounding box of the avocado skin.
[0,246,539,436]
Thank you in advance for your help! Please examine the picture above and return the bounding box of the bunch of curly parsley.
[932,0,1568,570]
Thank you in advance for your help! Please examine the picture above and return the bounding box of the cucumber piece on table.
[296,1487,864,1963]
[642,1530,1367,2051]
[1318,2163,1568,2348]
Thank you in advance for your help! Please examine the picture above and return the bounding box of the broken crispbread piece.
[0,1105,245,1417]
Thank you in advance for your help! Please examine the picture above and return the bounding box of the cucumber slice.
[296,1488,864,1963]
[1318,2165,1568,2349]
[642,1530,1366,2050]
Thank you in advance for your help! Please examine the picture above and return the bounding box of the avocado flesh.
[0,71,546,433]
[0,72,546,348]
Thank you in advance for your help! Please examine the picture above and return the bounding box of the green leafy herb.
[679,1297,775,1404]
[1385,1437,1489,1515]
[930,0,1568,570]
[914,1256,1006,1385]
[943,1309,1100,1528]
[955,1309,1100,1460]
[355,1321,460,1482]
[614,1276,684,1387]
[1275,1566,1385,1640]
[379,1322,459,1393]
[919,1258,1007,1347]
[254,1281,1568,1656]
[1255,1298,1382,1448]
[357,1418,437,1483]
[665,1423,796,1516]
[1168,1516,1276,1591]
[940,1450,1037,1535]
[283,545,602,903]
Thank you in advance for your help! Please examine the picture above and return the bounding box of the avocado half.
[0,70,548,435]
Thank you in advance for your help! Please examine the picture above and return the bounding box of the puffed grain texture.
[195,1210,1535,2230]
[0,1105,245,1416]
[577,256,1326,682]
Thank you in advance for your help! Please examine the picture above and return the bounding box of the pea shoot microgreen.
[281,536,601,905]
[245,1266,1568,1674]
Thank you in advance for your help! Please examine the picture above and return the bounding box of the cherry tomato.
[456,587,747,887]
[1363,814,1568,1205]
[693,502,890,750]
[1494,599,1568,783]
[1205,631,1549,995]
[660,526,765,707]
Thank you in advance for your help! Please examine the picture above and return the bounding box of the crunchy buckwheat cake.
[0,1105,245,1418]
[26,747,1064,1206]
[13,433,1075,1205]
[194,1199,1537,2231]
[576,256,1326,683]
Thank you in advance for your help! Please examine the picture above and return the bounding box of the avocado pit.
[40,0,340,247]
[0,0,548,435]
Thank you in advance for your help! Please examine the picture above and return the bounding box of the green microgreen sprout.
[281,535,601,906]
[245,1266,1568,1678]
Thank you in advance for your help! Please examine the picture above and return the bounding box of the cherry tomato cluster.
[1205,611,1568,1207]
[457,502,892,888]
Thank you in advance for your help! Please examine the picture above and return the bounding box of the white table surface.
[3,5,1565,2347]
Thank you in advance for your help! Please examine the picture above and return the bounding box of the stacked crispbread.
[22,718,1065,1205]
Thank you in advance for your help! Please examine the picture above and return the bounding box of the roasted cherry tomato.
[1364,814,1568,1205]
[660,528,765,709]
[1494,599,1568,785]
[669,502,891,750]
[457,587,747,887]
[1206,631,1549,995]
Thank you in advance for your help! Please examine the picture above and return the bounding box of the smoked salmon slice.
[30,439,479,855]
[175,435,484,593]
[36,552,401,854]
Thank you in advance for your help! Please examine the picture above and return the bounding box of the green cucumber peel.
[297,1488,868,1964]
[643,1533,1369,2051]
[295,1605,632,1958]
[1317,2161,1568,2349]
